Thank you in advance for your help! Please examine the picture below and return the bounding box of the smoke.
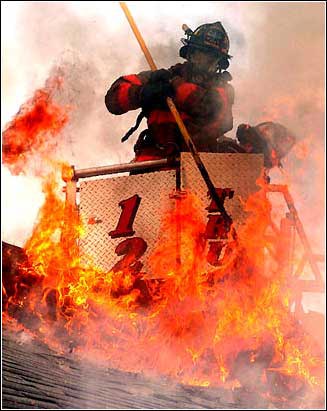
[232,2,325,251]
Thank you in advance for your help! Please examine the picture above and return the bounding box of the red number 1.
[109,195,141,238]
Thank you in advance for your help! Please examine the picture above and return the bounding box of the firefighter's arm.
[105,69,173,115]
[105,73,148,115]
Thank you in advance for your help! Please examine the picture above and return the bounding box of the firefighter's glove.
[150,69,172,83]
[140,72,174,109]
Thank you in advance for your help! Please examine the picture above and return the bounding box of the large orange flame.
[2,76,324,406]
[3,177,324,398]
[2,76,69,175]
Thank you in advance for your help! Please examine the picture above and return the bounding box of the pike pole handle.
[119,2,231,224]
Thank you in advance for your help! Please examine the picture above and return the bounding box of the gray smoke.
[2,2,325,164]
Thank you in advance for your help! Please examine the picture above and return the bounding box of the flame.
[2,78,325,406]
[2,75,69,176]
[3,178,324,397]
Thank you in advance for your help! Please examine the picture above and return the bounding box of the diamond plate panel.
[79,154,263,274]
[180,153,264,271]
[79,170,176,272]
[181,153,264,227]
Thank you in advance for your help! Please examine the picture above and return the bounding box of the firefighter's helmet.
[236,122,296,168]
[180,22,231,69]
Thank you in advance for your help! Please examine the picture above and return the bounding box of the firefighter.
[105,22,236,161]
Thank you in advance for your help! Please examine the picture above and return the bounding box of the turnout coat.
[105,62,234,161]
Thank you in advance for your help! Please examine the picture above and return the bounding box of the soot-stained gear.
[105,62,234,161]
[139,69,174,110]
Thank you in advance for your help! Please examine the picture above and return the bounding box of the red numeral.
[206,188,234,212]
[112,237,147,274]
[109,195,141,238]
[207,241,225,266]
[204,215,231,239]
[205,188,234,266]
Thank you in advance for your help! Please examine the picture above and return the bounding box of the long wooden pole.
[119,2,232,225]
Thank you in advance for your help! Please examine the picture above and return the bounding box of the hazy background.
[1,2,325,298]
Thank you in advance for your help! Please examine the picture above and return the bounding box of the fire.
[3,177,324,399]
[2,79,324,406]
[2,75,69,176]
